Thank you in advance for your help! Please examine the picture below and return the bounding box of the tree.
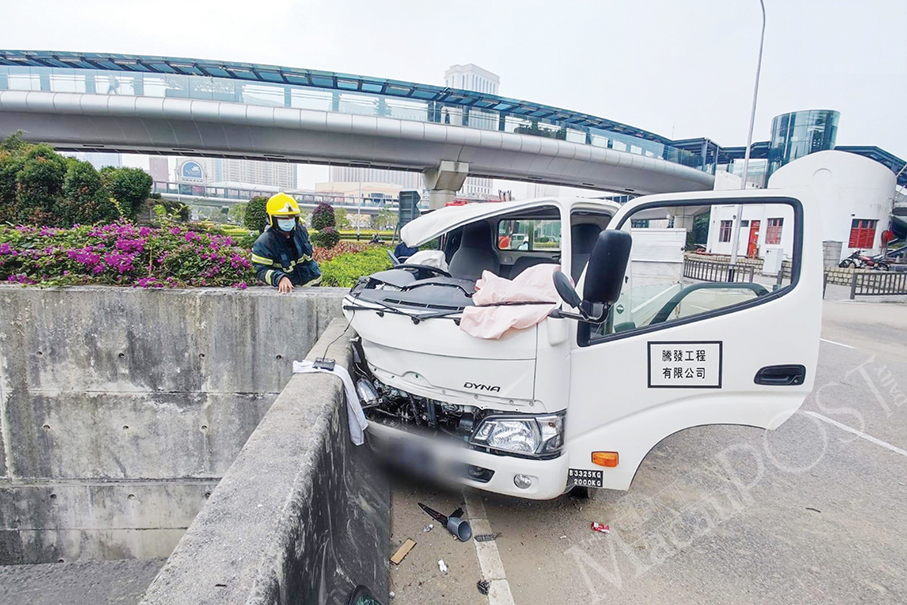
[372,207,398,231]
[15,144,68,223]
[60,160,120,225]
[311,226,340,249]
[0,134,155,226]
[0,150,24,223]
[692,211,711,247]
[244,196,269,233]
[63,160,103,204]
[100,166,153,220]
[334,206,351,230]
[311,203,336,231]
[0,131,28,153]
[228,202,246,225]
[152,198,190,223]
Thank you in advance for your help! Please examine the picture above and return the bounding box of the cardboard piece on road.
[390,539,417,565]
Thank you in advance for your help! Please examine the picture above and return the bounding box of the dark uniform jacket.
[251,225,321,287]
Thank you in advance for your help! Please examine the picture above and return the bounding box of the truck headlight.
[471,413,565,457]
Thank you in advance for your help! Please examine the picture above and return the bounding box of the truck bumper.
[366,422,570,500]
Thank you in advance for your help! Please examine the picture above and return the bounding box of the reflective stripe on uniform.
[251,253,273,266]
[265,269,275,285]
[281,255,312,271]
[301,275,322,287]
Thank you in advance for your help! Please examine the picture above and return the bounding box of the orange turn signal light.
[592,451,619,467]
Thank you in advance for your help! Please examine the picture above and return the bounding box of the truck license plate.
[568,468,603,488]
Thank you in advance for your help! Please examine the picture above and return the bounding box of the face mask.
[277,218,296,232]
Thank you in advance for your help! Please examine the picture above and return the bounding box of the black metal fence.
[850,271,907,299]
[683,259,755,283]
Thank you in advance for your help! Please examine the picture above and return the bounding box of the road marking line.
[820,338,855,349]
[463,490,516,605]
[803,411,907,458]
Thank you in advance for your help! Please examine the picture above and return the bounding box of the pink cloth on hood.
[459,264,561,339]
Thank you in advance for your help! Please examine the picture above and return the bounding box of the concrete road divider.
[0,286,348,564]
[140,319,389,605]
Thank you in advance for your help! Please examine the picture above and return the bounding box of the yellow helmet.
[266,193,301,219]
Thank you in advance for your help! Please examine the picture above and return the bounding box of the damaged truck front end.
[343,265,573,499]
[341,197,622,499]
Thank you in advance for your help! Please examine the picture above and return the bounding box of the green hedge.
[338,230,395,237]
[319,246,392,287]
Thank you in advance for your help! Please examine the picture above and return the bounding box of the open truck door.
[562,189,822,491]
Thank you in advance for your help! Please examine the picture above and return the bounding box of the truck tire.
[568,486,591,499]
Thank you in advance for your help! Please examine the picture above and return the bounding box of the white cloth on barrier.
[292,360,368,446]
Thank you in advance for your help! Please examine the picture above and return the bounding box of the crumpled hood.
[345,302,541,410]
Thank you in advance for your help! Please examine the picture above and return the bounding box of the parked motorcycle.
[839,250,890,270]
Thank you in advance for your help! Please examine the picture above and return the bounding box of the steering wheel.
[396,263,452,278]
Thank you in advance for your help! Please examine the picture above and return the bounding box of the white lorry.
[342,189,820,500]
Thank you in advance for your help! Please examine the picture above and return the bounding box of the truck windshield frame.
[578,196,804,347]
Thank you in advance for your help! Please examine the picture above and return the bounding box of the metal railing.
[849,271,907,299]
[151,181,430,209]
[0,59,707,171]
[683,258,755,283]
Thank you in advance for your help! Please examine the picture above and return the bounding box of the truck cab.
[343,190,821,500]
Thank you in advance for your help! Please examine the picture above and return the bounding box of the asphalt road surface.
[389,298,907,604]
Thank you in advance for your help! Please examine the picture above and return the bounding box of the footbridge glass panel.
[0,52,709,173]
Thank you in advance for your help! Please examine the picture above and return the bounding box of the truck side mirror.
[553,271,582,308]
[583,230,632,305]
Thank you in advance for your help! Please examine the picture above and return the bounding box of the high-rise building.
[444,64,500,96]
[443,65,500,198]
[66,151,122,170]
[525,183,561,199]
[327,64,502,200]
[220,159,297,189]
[183,158,297,190]
[148,157,169,183]
[328,166,422,191]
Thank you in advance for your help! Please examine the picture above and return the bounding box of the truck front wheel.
[568,486,591,499]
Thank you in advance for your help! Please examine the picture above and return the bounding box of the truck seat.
[571,223,602,282]
[448,222,499,280]
[510,256,557,278]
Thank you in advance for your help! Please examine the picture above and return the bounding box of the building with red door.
[704,151,895,263]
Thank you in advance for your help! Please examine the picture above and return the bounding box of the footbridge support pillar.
[423,160,469,210]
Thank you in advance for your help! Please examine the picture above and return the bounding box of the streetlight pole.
[356,181,362,240]
[729,0,766,278]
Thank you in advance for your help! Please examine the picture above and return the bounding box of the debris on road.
[474,532,501,542]
[477,580,490,595]
[418,502,472,542]
[423,523,434,533]
[591,522,610,534]
[390,539,417,565]
[559,535,567,540]
[438,559,448,574]
[806,507,821,513]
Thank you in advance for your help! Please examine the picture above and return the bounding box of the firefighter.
[251,193,321,292]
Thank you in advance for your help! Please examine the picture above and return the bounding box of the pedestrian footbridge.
[0,51,714,205]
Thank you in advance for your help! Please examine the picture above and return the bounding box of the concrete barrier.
[0,286,347,564]
[139,320,390,605]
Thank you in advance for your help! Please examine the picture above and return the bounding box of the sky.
[4,0,906,192]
